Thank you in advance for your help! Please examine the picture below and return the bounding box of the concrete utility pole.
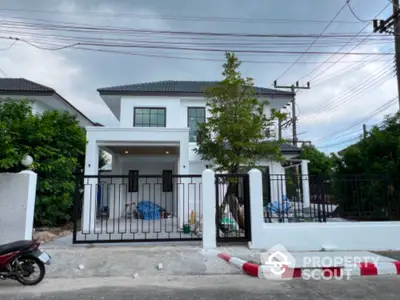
[278,119,282,140]
[363,124,367,140]
[274,81,310,146]
[373,0,400,110]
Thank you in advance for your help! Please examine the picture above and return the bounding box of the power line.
[315,96,398,144]
[0,67,7,77]
[298,2,391,83]
[0,19,389,39]
[346,0,371,23]
[317,136,361,149]
[0,35,394,56]
[373,0,400,110]
[0,39,17,50]
[2,36,392,66]
[299,60,395,123]
[312,47,394,86]
[0,27,392,49]
[273,1,348,82]
[0,8,380,24]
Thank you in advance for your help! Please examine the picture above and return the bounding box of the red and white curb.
[218,252,400,279]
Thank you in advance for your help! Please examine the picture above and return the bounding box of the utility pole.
[274,81,310,146]
[362,124,367,140]
[278,119,282,140]
[373,0,400,110]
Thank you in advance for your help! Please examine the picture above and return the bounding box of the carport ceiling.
[107,146,179,155]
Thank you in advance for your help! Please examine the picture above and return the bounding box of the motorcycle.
[0,240,51,285]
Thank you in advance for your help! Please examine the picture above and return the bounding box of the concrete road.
[1,275,400,299]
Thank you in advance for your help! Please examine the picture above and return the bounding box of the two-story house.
[0,78,94,127]
[80,81,308,235]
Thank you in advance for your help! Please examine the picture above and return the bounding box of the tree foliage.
[330,113,400,219]
[299,145,333,176]
[335,112,400,177]
[195,52,282,173]
[194,52,284,232]
[0,99,88,226]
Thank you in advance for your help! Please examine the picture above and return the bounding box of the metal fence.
[72,174,202,243]
[263,173,400,223]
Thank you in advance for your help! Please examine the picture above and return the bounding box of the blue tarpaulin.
[137,201,163,220]
[265,198,292,214]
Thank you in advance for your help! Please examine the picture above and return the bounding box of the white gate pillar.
[301,160,310,208]
[248,168,264,249]
[82,137,99,233]
[202,169,216,249]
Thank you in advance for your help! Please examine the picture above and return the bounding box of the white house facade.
[80,80,310,235]
[0,78,94,127]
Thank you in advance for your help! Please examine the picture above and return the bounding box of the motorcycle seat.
[0,240,34,255]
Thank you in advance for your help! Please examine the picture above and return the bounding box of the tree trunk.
[218,166,245,232]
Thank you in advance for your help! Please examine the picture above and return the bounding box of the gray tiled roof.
[0,78,55,93]
[98,80,293,96]
[279,143,301,153]
[0,78,94,125]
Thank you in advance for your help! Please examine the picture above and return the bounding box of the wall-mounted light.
[21,155,33,167]
[165,151,170,154]
[124,150,129,154]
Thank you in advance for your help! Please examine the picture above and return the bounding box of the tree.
[195,52,282,172]
[331,112,400,220]
[195,52,282,231]
[0,99,87,226]
[99,150,109,170]
[299,145,333,176]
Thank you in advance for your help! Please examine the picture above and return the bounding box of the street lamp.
[21,155,33,168]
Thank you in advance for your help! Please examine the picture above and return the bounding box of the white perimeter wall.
[0,171,37,244]
[247,169,400,251]
[201,169,400,251]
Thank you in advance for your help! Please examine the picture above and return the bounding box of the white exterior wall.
[0,171,38,244]
[0,94,93,127]
[117,95,290,164]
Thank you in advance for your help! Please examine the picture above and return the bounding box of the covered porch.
[82,127,194,233]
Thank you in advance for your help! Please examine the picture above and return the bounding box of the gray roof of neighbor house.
[0,78,94,125]
[279,143,301,154]
[97,80,294,96]
[0,78,55,93]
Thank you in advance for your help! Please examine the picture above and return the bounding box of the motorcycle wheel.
[15,256,46,286]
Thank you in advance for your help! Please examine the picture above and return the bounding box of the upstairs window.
[188,107,205,142]
[134,107,166,127]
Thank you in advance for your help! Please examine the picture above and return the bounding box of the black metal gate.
[72,174,202,244]
[215,174,251,244]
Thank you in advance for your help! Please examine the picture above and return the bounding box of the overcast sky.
[0,0,397,153]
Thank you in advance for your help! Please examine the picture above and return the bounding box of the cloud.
[293,41,397,152]
[0,0,396,150]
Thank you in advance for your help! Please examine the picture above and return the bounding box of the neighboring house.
[81,80,310,231]
[0,78,94,127]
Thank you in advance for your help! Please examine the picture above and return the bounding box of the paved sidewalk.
[39,236,399,280]
[40,245,239,278]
